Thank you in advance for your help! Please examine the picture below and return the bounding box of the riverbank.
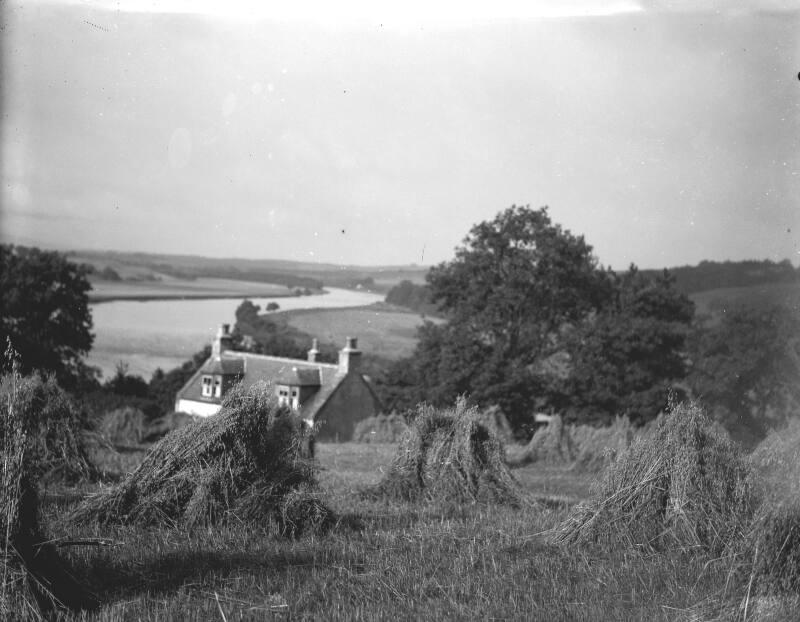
[88,277,325,303]
[86,287,385,379]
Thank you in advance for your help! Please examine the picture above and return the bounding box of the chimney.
[338,336,361,374]
[307,338,319,363]
[212,323,233,357]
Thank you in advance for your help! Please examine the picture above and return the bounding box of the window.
[277,386,290,407]
[213,376,222,398]
[201,375,213,397]
[291,388,299,410]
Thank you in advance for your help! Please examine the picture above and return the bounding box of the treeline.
[640,259,798,294]
[384,280,441,316]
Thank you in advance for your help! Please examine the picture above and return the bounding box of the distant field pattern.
[283,306,439,360]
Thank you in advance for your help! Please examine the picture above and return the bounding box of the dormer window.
[201,375,213,397]
[213,376,222,398]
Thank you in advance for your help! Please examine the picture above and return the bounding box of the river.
[86,288,384,380]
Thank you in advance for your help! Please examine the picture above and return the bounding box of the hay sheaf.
[0,372,98,484]
[71,382,333,533]
[367,399,526,506]
[353,413,409,443]
[98,406,147,447]
[2,363,98,618]
[743,419,800,596]
[569,416,635,472]
[508,414,574,466]
[551,401,753,554]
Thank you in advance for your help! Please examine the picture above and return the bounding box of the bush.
[71,382,332,532]
[551,401,753,554]
[367,399,526,506]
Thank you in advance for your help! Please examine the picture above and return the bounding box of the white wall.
[175,399,222,418]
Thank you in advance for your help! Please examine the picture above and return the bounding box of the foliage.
[641,258,798,295]
[234,300,335,362]
[557,266,695,425]
[147,346,211,415]
[393,206,607,428]
[384,280,440,316]
[688,303,800,438]
[0,245,94,388]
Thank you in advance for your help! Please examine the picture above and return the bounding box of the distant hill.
[640,259,798,295]
[66,249,430,293]
[66,249,798,302]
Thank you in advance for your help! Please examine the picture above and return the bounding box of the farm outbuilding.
[175,325,382,441]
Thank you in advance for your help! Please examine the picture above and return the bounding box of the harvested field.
[367,399,526,506]
[72,383,333,533]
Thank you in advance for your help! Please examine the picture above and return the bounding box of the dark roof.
[201,357,245,375]
[274,367,322,387]
[176,351,340,409]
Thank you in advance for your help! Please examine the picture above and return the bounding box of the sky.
[1,0,799,270]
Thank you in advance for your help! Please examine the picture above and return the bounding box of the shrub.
[71,382,332,533]
[367,398,526,506]
[353,413,409,443]
[551,401,753,554]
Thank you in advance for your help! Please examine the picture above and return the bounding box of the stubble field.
[39,442,743,621]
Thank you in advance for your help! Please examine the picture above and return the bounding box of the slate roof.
[201,357,245,375]
[175,351,344,419]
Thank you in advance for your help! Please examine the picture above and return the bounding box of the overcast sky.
[1,1,798,270]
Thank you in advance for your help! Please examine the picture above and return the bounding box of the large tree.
[0,245,94,387]
[688,303,800,441]
[557,266,695,425]
[415,205,609,428]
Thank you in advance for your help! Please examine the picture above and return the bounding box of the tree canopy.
[0,245,94,387]
[557,266,695,425]
[410,206,609,428]
[688,303,800,441]
[386,206,696,433]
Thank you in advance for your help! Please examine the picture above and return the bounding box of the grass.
[278,304,442,360]
[32,434,759,620]
[690,280,800,321]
